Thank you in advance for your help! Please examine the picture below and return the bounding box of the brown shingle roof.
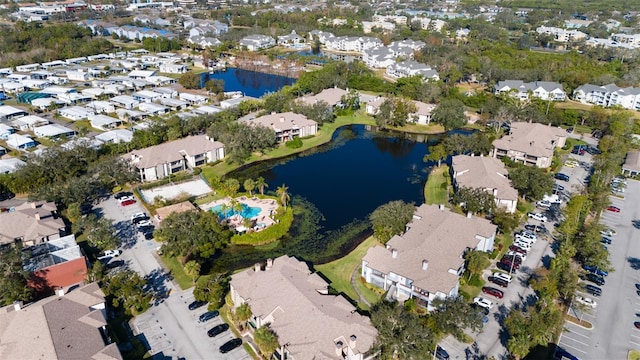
[231,256,377,359]
[452,155,518,200]
[492,122,566,159]
[244,112,317,132]
[123,135,224,169]
[155,201,197,222]
[363,204,497,294]
[624,151,640,172]
[298,88,348,107]
[0,201,65,246]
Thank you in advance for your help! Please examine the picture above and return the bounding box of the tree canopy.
[369,200,416,244]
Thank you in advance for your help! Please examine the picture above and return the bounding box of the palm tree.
[184,260,201,284]
[256,176,268,196]
[243,178,256,196]
[229,198,244,221]
[235,303,252,331]
[276,184,290,210]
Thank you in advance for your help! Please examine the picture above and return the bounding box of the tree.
[223,178,240,196]
[508,166,554,200]
[193,272,229,309]
[371,301,436,359]
[178,72,201,89]
[0,245,34,306]
[154,210,232,263]
[254,325,279,358]
[465,250,490,281]
[184,260,201,284]
[235,303,252,330]
[430,296,483,340]
[101,270,152,315]
[452,187,496,214]
[423,143,447,167]
[256,176,268,195]
[244,178,256,196]
[276,184,290,210]
[340,88,360,110]
[431,98,466,130]
[76,215,120,251]
[375,97,417,129]
[491,208,519,234]
[369,200,415,244]
[205,79,224,93]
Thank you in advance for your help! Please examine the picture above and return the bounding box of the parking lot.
[556,180,640,360]
[96,196,251,360]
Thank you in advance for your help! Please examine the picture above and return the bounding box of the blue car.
[583,264,608,277]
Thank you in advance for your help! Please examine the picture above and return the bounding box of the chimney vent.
[13,301,23,311]
[254,263,261,272]
[349,335,357,349]
[56,287,65,297]
[266,258,273,269]
[422,260,429,270]
[335,341,344,356]
[391,249,398,258]
[279,117,284,123]
[35,212,40,221]
[467,212,472,218]
[439,204,444,210]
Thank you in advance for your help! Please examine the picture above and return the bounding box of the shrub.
[231,206,294,245]
[285,137,303,149]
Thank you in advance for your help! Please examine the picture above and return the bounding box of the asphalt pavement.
[96,196,251,360]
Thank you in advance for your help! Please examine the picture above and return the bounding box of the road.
[96,196,251,360]
[557,179,640,359]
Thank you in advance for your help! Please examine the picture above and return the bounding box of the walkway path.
[351,266,372,308]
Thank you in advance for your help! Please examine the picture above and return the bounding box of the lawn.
[629,350,640,360]
[159,254,193,290]
[202,111,376,179]
[315,236,380,307]
[424,165,450,205]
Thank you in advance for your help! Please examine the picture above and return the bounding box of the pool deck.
[199,196,279,231]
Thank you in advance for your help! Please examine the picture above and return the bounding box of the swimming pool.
[210,203,261,220]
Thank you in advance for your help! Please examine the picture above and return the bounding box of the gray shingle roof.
[492,122,566,160]
[452,155,518,200]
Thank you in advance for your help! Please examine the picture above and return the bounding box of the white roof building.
[0,157,26,174]
[33,123,76,139]
[58,106,94,121]
[94,129,134,144]
[88,114,123,131]
[11,115,49,131]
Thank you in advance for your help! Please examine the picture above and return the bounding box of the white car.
[536,200,551,209]
[97,249,122,261]
[600,229,616,237]
[513,241,532,251]
[118,195,134,203]
[492,272,513,283]
[514,235,535,245]
[473,296,495,310]
[575,295,597,308]
[527,212,548,222]
[131,212,148,222]
[136,219,153,228]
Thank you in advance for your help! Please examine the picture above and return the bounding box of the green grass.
[202,111,376,179]
[159,254,193,290]
[629,350,640,360]
[424,165,450,205]
[315,236,380,307]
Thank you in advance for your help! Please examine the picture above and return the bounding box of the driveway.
[556,180,640,359]
[96,196,251,360]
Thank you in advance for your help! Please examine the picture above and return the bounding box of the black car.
[586,146,601,155]
[585,284,602,296]
[502,255,521,265]
[553,184,565,191]
[188,300,208,311]
[586,273,605,286]
[524,224,545,233]
[601,237,612,245]
[132,215,149,224]
[435,345,450,360]
[199,310,220,323]
[555,173,570,182]
[105,259,125,269]
[138,225,154,234]
[496,261,516,273]
[114,191,133,200]
[488,276,509,288]
[0,191,15,201]
[207,323,229,337]
[219,338,242,353]
[143,231,154,240]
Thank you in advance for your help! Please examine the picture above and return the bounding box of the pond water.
[230,124,436,232]
[200,68,296,98]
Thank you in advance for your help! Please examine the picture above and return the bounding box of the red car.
[607,206,621,213]
[482,286,504,299]
[635,322,640,330]
[509,245,527,255]
[120,199,136,206]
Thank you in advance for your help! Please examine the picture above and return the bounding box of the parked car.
[492,272,513,283]
[488,276,509,288]
[508,251,527,261]
[536,200,551,209]
[97,249,122,261]
[509,245,527,255]
[586,146,601,155]
[198,310,220,323]
[564,159,579,168]
[143,230,154,240]
[482,286,504,299]
[513,241,532,251]
[496,261,516,273]
[582,264,608,277]
[553,184,565,192]
[105,259,125,269]
[571,146,586,155]
[131,212,149,223]
[527,212,548,222]
[575,295,597,308]
[502,255,522,266]
[555,173,570,182]
[120,199,136,206]
[524,224,545,233]
[136,219,153,228]
[473,296,494,310]
[0,191,15,201]
[606,206,621,213]
[188,301,207,311]
[584,284,602,297]
[219,338,243,353]
[207,323,229,338]
[499,259,520,270]
[635,322,640,330]
[601,237,612,245]
[585,273,605,286]
[114,192,133,200]
[435,345,450,360]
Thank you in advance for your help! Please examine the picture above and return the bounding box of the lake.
[200,68,296,98]
[230,124,435,231]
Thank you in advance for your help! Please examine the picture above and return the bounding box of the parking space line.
[561,335,590,347]
[632,341,640,347]
[558,342,588,355]
[630,334,640,340]
[566,330,590,339]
